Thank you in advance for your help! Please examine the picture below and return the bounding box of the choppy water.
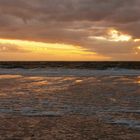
[0,61,140,76]
[0,74,140,129]
[0,61,140,69]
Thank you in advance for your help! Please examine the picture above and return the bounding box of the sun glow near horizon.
[0,38,109,61]
[0,28,138,61]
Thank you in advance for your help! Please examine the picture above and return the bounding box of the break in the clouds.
[0,0,140,60]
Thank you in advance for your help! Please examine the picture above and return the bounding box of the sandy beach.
[0,75,140,139]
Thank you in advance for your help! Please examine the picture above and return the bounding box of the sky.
[0,0,140,61]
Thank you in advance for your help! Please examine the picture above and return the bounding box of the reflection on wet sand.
[0,75,140,139]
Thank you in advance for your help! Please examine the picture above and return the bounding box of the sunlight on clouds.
[0,38,78,51]
[108,29,132,42]
[89,36,106,40]
[0,38,108,61]
[0,38,97,55]
[0,46,6,51]
[134,39,140,42]
[89,29,132,42]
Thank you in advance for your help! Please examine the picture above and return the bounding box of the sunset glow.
[0,1,140,139]
[0,38,109,61]
[108,29,132,42]
[89,29,132,42]
[0,0,140,61]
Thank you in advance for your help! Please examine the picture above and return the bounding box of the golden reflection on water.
[31,81,48,86]
[75,80,83,83]
[19,76,79,92]
[0,75,22,79]
[112,76,140,85]
[134,76,140,84]
[136,79,140,84]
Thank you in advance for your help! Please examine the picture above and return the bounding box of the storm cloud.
[0,0,140,60]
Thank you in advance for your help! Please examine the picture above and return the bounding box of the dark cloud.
[0,0,140,60]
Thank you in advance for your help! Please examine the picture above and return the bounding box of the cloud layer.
[0,0,140,60]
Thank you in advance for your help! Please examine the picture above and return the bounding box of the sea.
[0,61,140,139]
[0,61,140,76]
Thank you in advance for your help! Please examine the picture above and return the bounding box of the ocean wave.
[0,61,140,70]
[0,68,140,76]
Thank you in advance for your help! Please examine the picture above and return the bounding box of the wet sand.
[0,75,140,139]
